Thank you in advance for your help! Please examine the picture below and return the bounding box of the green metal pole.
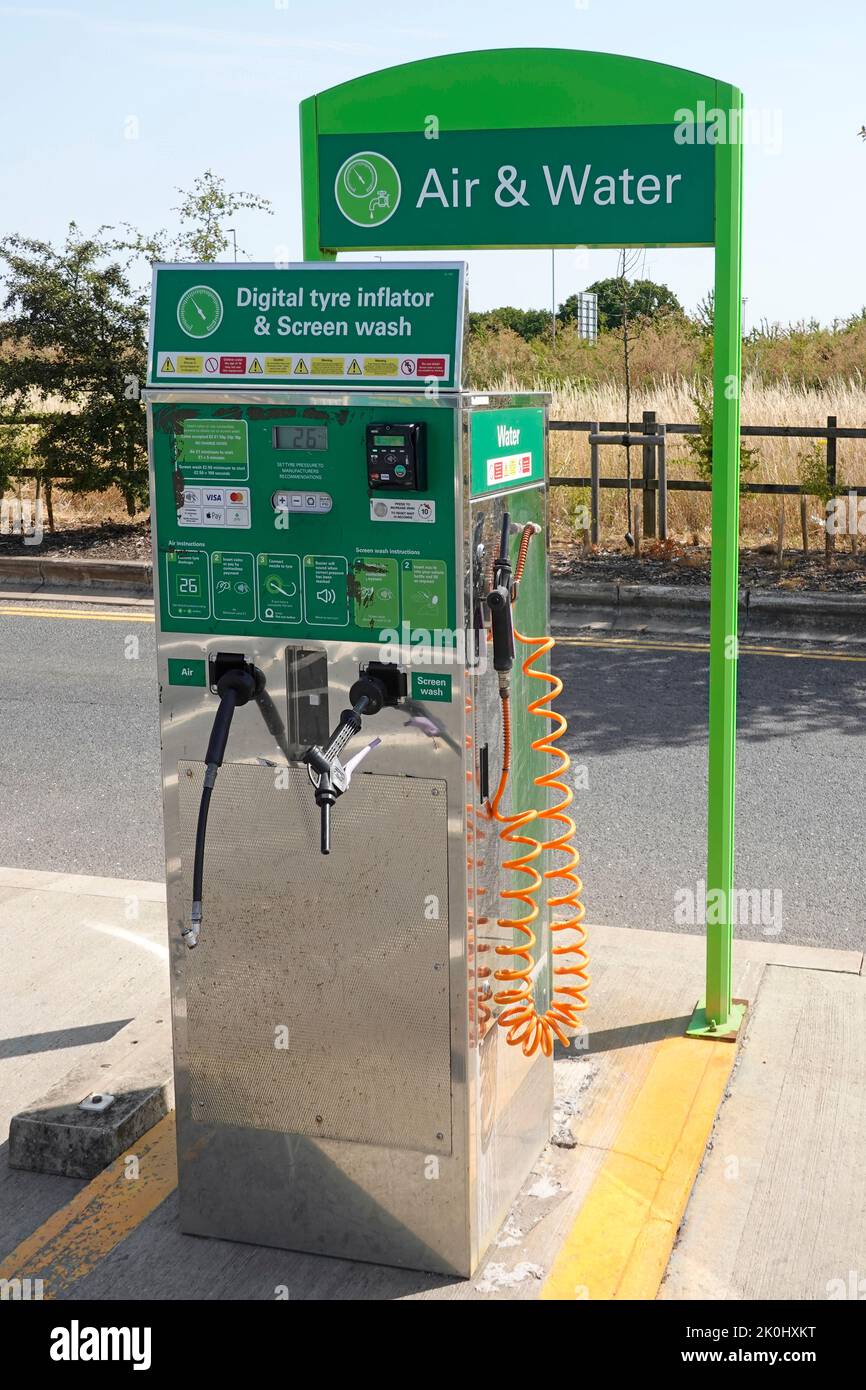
[689,88,746,1040]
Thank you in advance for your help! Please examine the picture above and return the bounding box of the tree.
[0,425,33,503]
[581,276,683,331]
[684,328,759,488]
[468,306,553,341]
[123,169,273,263]
[0,225,149,518]
[0,172,275,522]
[694,290,714,335]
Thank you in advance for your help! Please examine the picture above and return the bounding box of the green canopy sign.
[300,47,747,1041]
[319,126,714,250]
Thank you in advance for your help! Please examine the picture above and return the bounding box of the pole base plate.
[686,997,748,1042]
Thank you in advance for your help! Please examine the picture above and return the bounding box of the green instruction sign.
[166,549,210,620]
[150,263,464,389]
[411,672,452,703]
[401,558,447,628]
[257,553,302,624]
[352,555,399,630]
[304,554,349,626]
[167,658,207,687]
[177,419,248,481]
[471,407,545,496]
[211,552,255,623]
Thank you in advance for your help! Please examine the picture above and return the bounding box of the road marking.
[555,634,866,663]
[541,1035,736,1301]
[0,1113,177,1298]
[0,606,862,663]
[0,605,154,623]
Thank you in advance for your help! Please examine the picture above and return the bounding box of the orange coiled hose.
[486,694,548,1055]
[489,524,589,1055]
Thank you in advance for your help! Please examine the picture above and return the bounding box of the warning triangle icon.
[249,356,263,375]
[162,356,175,373]
[293,358,309,375]
[347,358,362,376]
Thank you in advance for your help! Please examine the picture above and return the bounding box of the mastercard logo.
[228,491,246,503]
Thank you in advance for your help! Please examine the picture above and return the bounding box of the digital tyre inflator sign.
[149,262,465,388]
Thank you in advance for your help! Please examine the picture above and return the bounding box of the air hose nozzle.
[187,662,259,948]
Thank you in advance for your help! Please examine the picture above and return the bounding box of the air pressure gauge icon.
[177,285,224,339]
[335,152,401,228]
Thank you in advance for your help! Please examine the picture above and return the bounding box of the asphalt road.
[557,633,866,952]
[1,601,864,950]
[0,604,162,881]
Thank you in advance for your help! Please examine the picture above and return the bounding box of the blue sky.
[1,0,863,327]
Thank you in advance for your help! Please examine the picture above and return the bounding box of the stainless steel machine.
[145,261,568,1276]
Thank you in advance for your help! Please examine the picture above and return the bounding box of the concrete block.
[9,1083,170,1180]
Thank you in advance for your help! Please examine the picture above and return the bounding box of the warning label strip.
[155,352,450,383]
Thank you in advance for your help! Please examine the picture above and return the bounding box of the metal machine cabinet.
[146,366,553,1276]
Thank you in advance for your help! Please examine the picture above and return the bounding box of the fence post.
[590,423,600,545]
[642,410,657,539]
[657,424,667,541]
[825,415,837,561]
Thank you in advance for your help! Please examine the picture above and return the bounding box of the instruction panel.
[152,399,458,644]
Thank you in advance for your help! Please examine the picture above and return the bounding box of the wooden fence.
[550,412,866,545]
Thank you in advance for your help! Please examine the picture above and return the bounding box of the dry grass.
[3,480,142,529]
[51,486,140,527]
[484,374,866,548]
[7,337,866,548]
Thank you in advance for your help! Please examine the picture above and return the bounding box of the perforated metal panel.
[178,762,452,1153]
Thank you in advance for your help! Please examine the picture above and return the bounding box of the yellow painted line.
[556,634,866,663]
[0,605,154,623]
[541,1035,736,1301]
[0,1113,177,1298]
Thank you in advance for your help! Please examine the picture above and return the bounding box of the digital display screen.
[374,434,405,447]
[273,425,328,451]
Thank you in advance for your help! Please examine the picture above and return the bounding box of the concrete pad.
[0,866,166,902]
[0,870,171,1143]
[3,876,862,1300]
[661,963,866,1300]
[0,912,795,1299]
[588,920,863,978]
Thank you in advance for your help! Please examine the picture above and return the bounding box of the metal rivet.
[315,1115,323,1124]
